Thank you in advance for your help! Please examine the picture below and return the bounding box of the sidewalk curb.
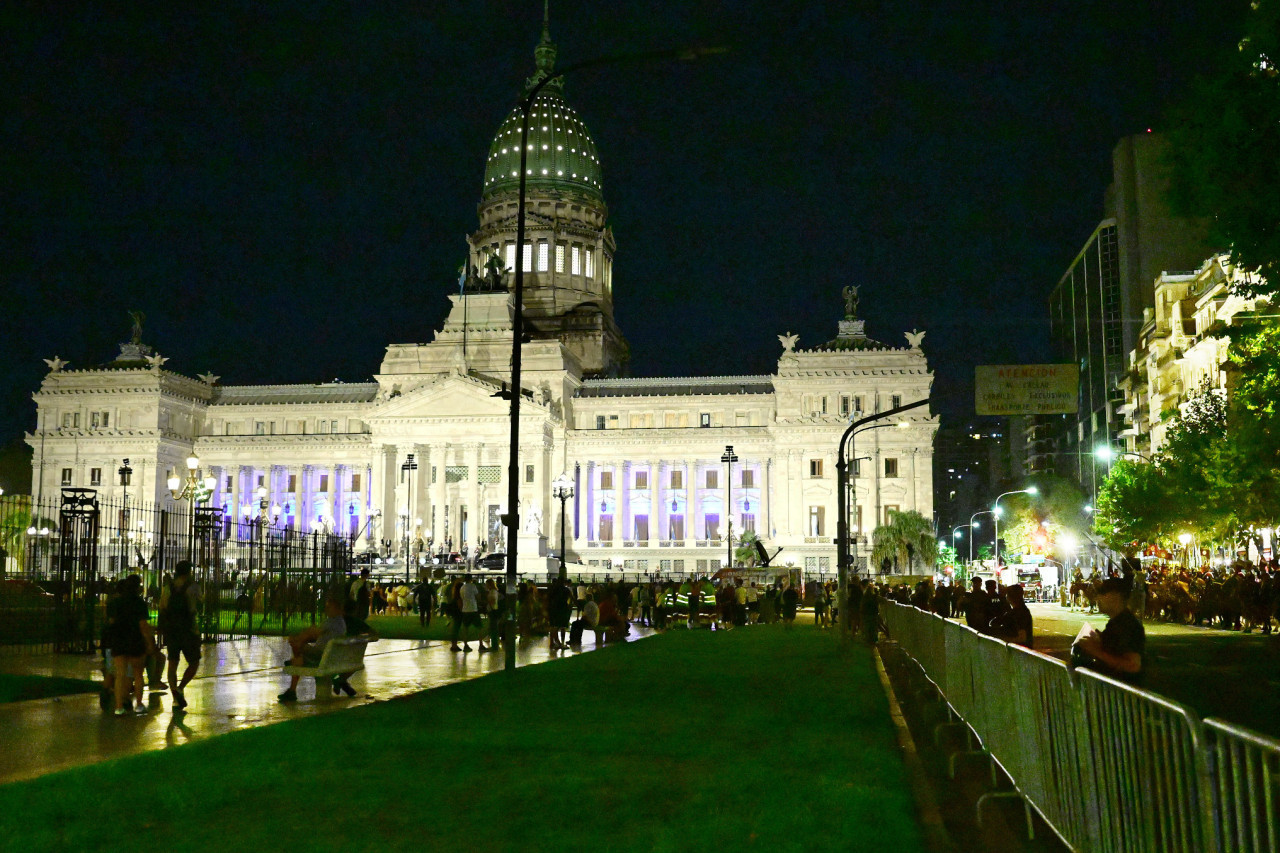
[873,643,957,853]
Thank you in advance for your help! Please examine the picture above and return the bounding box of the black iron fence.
[0,490,352,655]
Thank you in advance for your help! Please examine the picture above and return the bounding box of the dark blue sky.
[0,0,1248,466]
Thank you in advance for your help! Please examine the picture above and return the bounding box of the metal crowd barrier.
[880,601,1280,853]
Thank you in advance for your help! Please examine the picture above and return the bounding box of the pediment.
[370,375,512,421]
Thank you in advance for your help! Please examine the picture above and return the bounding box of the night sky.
[0,0,1249,476]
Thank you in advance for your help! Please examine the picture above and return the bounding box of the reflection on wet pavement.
[0,628,652,785]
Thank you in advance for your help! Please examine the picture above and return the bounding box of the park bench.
[283,636,372,698]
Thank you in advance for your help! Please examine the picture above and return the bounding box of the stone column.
[435,444,449,551]
[763,458,773,538]
[585,461,595,541]
[619,461,632,541]
[469,443,482,551]
[301,464,315,529]
[650,460,661,544]
[688,461,699,540]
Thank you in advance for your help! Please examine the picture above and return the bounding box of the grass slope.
[0,630,923,853]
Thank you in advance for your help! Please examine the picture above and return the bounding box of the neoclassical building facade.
[26,22,937,577]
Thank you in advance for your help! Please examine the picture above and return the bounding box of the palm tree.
[871,510,937,574]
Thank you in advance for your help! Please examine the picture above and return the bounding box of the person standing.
[987,584,1034,648]
[346,568,372,620]
[110,575,155,716]
[413,577,436,628]
[1072,577,1146,684]
[781,583,799,628]
[159,561,202,709]
[963,577,989,632]
[452,574,481,652]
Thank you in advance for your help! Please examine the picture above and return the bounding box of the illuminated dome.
[482,93,603,202]
[480,12,602,203]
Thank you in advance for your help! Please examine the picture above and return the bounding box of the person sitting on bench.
[279,596,346,703]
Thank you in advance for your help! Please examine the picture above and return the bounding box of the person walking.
[547,577,574,650]
[159,561,202,709]
[109,575,155,716]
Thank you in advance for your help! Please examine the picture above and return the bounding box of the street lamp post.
[992,487,1038,573]
[400,454,417,581]
[721,446,737,569]
[837,399,930,637]
[951,524,972,563]
[501,35,726,672]
[552,472,574,580]
[968,511,996,564]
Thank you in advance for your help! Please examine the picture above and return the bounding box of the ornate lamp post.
[118,459,132,569]
[400,453,417,579]
[720,446,738,569]
[168,455,215,563]
[552,472,574,580]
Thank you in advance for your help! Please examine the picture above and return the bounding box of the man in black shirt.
[963,577,988,631]
[1073,577,1145,685]
[988,584,1033,648]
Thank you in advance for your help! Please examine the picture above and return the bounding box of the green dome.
[482,90,603,203]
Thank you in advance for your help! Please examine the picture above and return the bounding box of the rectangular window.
[705,513,721,541]
[525,464,535,483]
[821,396,828,414]
[225,475,233,490]
[600,470,614,490]
[555,242,566,272]
[635,470,648,490]
[809,459,824,478]
[288,474,297,492]
[706,469,719,489]
[331,420,339,433]
[61,468,72,486]
[90,412,100,429]
[670,470,683,489]
[700,412,711,428]
[522,241,533,272]
[504,242,516,272]
[225,423,234,436]
[884,504,899,524]
[855,395,864,413]
[73,412,81,428]
[351,473,361,492]
[599,514,614,542]
[537,240,549,272]
[101,411,109,428]
[891,394,902,409]
[742,513,756,533]
[319,474,329,492]
[884,458,899,477]
[741,469,755,488]
[89,467,102,486]
[255,421,265,435]
[840,395,850,417]
[853,459,862,477]
[585,247,594,278]
[61,413,71,428]
[596,415,606,430]
[669,514,685,541]
[269,422,276,435]
[571,244,582,275]
[318,420,329,434]
[634,515,649,542]
[809,505,825,537]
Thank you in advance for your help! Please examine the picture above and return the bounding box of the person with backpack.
[346,568,372,620]
[159,560,202,710]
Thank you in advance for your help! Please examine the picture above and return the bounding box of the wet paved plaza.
[0,629,651,785]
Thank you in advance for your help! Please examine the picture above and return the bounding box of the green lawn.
[0,629,923,853]
[0,674,100,704]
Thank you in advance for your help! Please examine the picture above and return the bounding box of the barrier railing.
[881,601,1280,853]
[1204,718,1280,853]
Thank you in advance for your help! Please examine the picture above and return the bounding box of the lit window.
[810,459,824,478]
[522,242,533,272]
[585,248,594,278]
[537,240,549,272]
[505,243,516,271]
[571,245,582,275]
[555,243,566,273]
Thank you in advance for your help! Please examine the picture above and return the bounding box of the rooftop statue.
[128,310,145,345]
[842,285,860,320]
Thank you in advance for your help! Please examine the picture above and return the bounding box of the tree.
[871,510,937,575]
[1167,0,1280,291]
[1095,459,1172,549]
[734,529,760,567]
